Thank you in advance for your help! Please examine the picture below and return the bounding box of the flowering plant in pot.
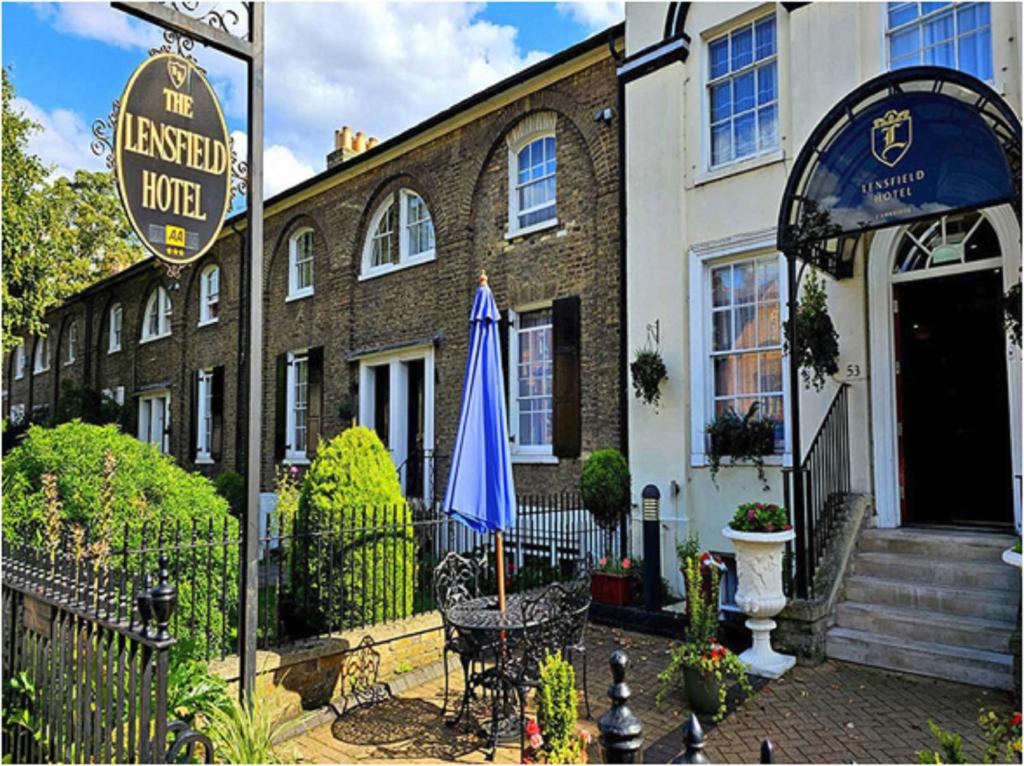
[521,653,592,764]
[656,555,752,721]
[723,502,796,678]
[591,556,633,606]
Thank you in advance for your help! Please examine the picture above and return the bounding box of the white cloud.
[34,2,161,50]
[11,96,106,179]
[555,2,624,32]
[231,130,316,198]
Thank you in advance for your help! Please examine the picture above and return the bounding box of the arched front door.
[869,205,1022,530]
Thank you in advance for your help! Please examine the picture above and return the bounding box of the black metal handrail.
[783,383,851,599]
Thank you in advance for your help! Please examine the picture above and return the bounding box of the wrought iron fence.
[1,538,211,764]
[783,383,852,599]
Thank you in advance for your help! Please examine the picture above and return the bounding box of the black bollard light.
[678,713,710,764]
[641,485,661,611]
[598,650,644,763]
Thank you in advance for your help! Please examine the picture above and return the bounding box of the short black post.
[678,713,709,764]
[641,485,661,610]
[760,739,775,764]
[598,650,644,763]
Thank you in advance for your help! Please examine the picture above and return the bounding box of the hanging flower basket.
[631,349,667,407]
[784,268,840,391]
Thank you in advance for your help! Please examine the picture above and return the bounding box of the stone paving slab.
[291,624,1018,764]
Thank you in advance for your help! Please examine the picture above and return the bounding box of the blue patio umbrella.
[443,272,517,610]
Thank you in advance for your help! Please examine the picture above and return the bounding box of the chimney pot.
[367,137,379,150]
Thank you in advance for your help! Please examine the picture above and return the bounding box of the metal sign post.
[109,1,264,700]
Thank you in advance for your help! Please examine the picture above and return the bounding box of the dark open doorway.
[894,268,1014,527]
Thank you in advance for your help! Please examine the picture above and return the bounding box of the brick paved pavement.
[291,624,1019,764]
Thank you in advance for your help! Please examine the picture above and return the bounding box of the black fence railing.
[1,538,212,765]
[783,383,851,599]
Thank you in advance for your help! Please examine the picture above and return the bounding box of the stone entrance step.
[835,601,1015,653]
[826,627,1014,691]
[842,575,1017,622]
[858,527,1014,561]
[852,551,1018,592]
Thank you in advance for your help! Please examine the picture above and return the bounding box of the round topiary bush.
[581,449,631,533]
[2,421,239,655]
[214,470,245,517]
[290,426,415,633]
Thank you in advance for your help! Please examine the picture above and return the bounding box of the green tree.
[2,69,141,354]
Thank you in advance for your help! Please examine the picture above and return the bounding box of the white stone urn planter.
[722,526,796,679]
[1002,548,1022,568]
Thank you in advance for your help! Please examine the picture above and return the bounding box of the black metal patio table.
[445,592,551,755]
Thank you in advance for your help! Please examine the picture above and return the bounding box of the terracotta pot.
[591,572,632,605]
[682,665,721,715]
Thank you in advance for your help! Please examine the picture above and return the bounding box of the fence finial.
[149,553,177,641]
[137,572,154,637]
[760,738,775,764]
[598,650,644,763]
[679,713,710,764]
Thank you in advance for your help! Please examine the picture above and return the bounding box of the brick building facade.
[3,26,625,500]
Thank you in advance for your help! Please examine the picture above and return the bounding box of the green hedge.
[290,427,415,631]
[2,421,239,655]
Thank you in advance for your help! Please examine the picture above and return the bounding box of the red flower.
[622,558,632,570]
[747,509,756,520]
[1011,712,1022,728]
[526,719,540,737]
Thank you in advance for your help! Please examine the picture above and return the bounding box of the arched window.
[33,332,50,374]
[362,189,435,277]
[506,113,558,236]
[141,286,172,342]
[288,229,314,299]
[65,321,78,365]
[14,343,26,380]
[199,264,220,324]
[893,211,1000,274]
[109,303,123,353]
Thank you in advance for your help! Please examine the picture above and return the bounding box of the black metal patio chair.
[431,551,485,720]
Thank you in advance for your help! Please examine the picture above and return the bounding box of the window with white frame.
[66,323,78,365]
[707,256,785,451]
[199,265,220,325]
[141,286,172,341]
[109,303,123,353]
[513,136,557,231]
[362,190,435,277]
[288,229,314,299]
[14,344,25,380]
[285,351,309,460]
[707,14,778,168]
[509,308,554,456]
[887,2,992,80]
[138,392,170,453]
[33,334,50,374]
[196,369,215,461]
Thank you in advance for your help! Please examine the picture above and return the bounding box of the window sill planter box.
[722,526,796,679]
[591,572,632,606]
[1002,548,1022,568]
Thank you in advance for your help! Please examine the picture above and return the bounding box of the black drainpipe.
[232,221,248,475]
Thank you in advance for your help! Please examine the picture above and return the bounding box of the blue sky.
[2,2,623,196]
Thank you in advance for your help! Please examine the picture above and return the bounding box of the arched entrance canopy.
[777,66,1021,279]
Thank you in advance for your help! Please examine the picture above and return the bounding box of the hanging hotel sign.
[114,53,231,265]
[799,91,1015,239]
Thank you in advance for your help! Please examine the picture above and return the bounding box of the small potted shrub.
[705,403,777,491]
[591,556,633,606]
[522,652,592,764]
[657,554,752,720]
[581,448,630,555]
[722,502,796,678]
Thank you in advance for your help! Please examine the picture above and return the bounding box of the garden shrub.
[214,470,245,517]
[291,426,415,632]
[2,421,239,655]
[581,449,630,553]
[54,380,124,428]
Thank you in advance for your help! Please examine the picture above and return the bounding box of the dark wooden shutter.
[189,371,198,462]
[274,353,287,460]
[499,310,511,427]
[306,347,323,456]
[211,366,224,460]
[552,296,581,459]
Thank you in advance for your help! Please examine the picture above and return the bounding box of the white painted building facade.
[622,1,1023,595]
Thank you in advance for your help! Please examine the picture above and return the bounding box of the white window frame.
[101,386,126,406]
[360,190,436,280]
[196,369,215,463]
[141,287,172,343]
[884,2,993,81]
[198,265,220,326]
[14,344,25,380]
[65,323,78,366]
[109,304,123,354]
[507,304,558,464]
[704,12,780,172]
[689,231,791,467]
[9,403,26,426]
[287,229,314,301]
[284,350,310,463]
[505,112,559,239]
[33,334,50,374]
[138,391,171,454]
